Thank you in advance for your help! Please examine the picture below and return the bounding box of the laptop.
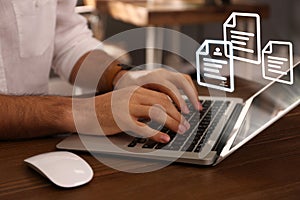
[57,62,300,166]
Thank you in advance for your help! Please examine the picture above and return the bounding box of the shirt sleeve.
[52,0,102,81]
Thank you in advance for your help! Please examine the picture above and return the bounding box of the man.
[0,0,201,142]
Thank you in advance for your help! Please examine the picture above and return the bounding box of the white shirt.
[0,0,101,94]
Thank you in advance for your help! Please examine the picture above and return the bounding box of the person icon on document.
[213,47,223,57]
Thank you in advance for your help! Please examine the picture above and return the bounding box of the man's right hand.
[74,87,191,143]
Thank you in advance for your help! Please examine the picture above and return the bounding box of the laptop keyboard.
[127,100,230,153]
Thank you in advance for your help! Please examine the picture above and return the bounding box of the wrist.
[58,97,77,133]
[97,61,123,93]
[112,70,128,88]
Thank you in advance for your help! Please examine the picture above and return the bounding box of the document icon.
[196,40,234,92]
[223,12,261,64]
[262,41,293,85]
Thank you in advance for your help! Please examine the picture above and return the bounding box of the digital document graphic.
[262,41,294,85]
[223,12,261,65]
[196,40,234,92]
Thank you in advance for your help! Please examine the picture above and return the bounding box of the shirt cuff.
[54,37,103,81]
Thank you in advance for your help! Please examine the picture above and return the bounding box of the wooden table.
[1,77,299,200]
[96,0,269,68]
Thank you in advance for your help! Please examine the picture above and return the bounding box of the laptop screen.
[231,62,300,148]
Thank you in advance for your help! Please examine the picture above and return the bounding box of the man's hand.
[113,68,202,113]
[74,69,202,143]
[74,87,192,143]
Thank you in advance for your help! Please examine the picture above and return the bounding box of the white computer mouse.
[24,151,93,188]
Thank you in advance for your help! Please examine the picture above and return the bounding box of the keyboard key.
[161,127,169,133]
[128,139,138,147]
[167,131,177,141]
[197,127,206,134]
[194,146,202,152]
[186,145,195,152]
[193,135,202,141]
[164,145,181,151]
[173,138,184,144]
[137,138,147,143]
[142,140,157,149]
[171,140,185,147]
[214,101,223,106]
[155,143,167,149]
[181,139,193,151]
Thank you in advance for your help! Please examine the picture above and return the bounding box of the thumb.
[135,121,170,143]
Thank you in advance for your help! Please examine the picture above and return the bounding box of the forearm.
[0,95,75,140]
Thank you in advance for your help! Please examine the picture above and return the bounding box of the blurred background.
[49,0,300,95]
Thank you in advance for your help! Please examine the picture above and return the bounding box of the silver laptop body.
[57,62,300,166]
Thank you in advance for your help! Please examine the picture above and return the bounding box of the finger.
[184,74,199,99]
[143,82,189,113]
[170,73,201,110]
[150,132,170,143]
[131,90,189,126]
[150,105,190,134]
[131,105,190,134]
[135,121,170,143]
[183,74,202,110]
